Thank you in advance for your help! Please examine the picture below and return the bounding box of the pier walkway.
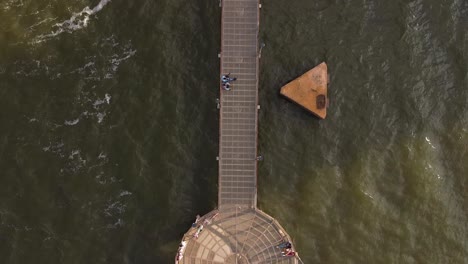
[219,0,259,210]
[176,1,298,263]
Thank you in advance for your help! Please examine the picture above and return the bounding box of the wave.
[35,0,112,42]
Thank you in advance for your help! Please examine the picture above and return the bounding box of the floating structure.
[176,0,298,263]
[280,62,329,119]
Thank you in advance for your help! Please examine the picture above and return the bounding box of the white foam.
[42,142,64,154]
[35,0,112,42]
[104,200,126,217]
[92,0,112,13]
[119,191,132,197]
[2,0,24,11]
[96,112,106,123]
[104,49,136,79]
[363,191,374,200]
[69,150,80,159]
[425,137,436,149]
[93,94,111,108]
[64,118,80,126]
[105,93,111,104]
[95,172,106,184]
[28,17,55,31]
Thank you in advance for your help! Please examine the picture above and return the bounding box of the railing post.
[258,43,265,58]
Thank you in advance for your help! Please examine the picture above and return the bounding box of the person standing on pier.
[223,82,231,91]
[276,241,291,249]
[281,248,296,257]
[191,215,201,227]
[221,73,237,83]
[193,225,204,239]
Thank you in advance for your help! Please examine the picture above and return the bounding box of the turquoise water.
[0,0,467,263]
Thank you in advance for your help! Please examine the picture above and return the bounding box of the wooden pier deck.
[176,1,298,263]
[218,0,259,210]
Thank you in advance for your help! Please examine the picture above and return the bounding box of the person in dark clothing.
[277,241,292,249]
[221,73,237,84]
[223,82,231,91]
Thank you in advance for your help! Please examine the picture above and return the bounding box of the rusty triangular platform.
[280,62,329,119]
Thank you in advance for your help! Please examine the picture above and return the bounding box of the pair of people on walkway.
[221,73,237,91]
[277,241,296,257]
[193,225,203,239]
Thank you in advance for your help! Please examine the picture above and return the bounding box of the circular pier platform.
[176,208,298,264]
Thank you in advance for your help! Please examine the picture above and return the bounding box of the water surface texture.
[1,0,467,263]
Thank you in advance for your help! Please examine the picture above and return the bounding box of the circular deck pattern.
[177,208,298,264]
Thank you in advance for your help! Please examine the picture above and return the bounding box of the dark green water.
[0,0,467,263]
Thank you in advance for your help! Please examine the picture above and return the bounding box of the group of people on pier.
[191,213,218,239]
[175,240,187,262]
[221,73,237,91]
[177,214,298,262]
[277,241,297,257]
[176,214,217,263]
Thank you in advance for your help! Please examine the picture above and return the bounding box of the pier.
[176,1,298,263]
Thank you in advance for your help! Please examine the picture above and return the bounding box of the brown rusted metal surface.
[280,62,329,119]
